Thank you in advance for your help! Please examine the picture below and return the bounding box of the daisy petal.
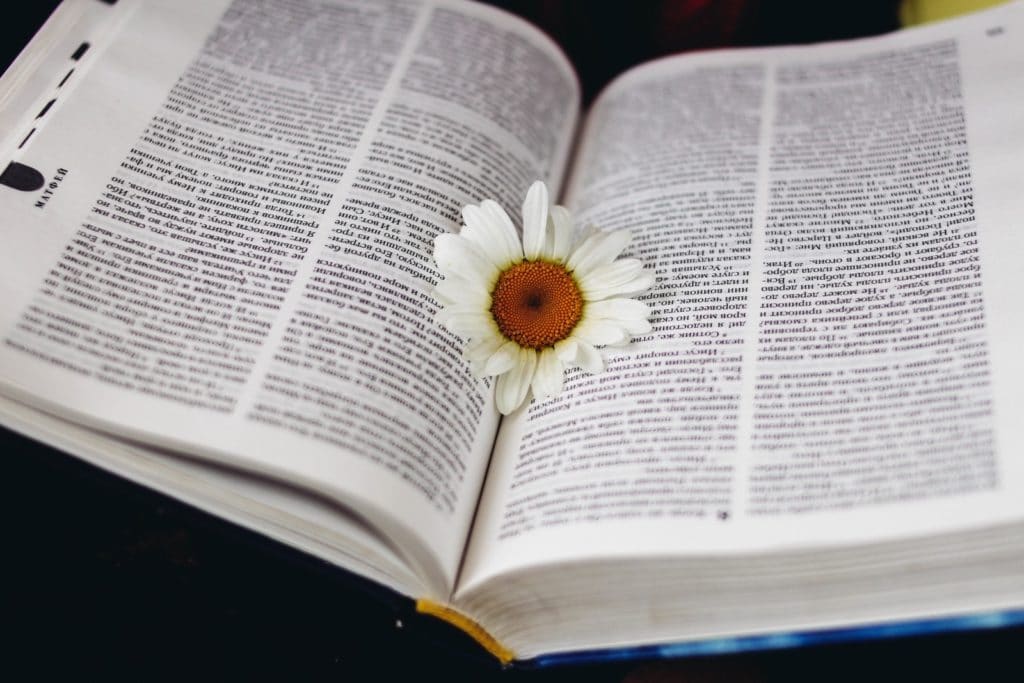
[531,347,564,401]
[586,298,650,322]
[434,233,498,283]
[435,302,482,325]
[541,223,556,260]
[577,259,643,298]
[574,317,627,346]
[575,341,605,374]
[465,335,504,363]
[478,200,524,263]
[483,340,520,376]
[443,311,496,338]
[567,229,632,278]
[465,335,504,376]
[434,277,489,308]
[577,223,598,243]
[547,205,574,261]
[554,338,578,363]
[591,272,655,301]
[433,288,457,308]
[622,318,652,335]
[616,271,656,296]
[463,203,521,268]
[521,181,549,261]
[495,348,538,415]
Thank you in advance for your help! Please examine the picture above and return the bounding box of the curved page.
[460,2,1024,592]
[0,0,579,594]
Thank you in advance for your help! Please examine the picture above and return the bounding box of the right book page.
[459,1,1024,590]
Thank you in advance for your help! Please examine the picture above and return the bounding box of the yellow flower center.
[490,261,583,349]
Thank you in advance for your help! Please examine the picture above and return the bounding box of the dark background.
[4,1,1022,680]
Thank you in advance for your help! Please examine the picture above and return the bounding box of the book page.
[0,0,578,593]
[459,3,1024,591]
[1,397,423,596]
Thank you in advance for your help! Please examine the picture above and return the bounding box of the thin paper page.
[0,0,579,592]
[0,395,422,595]
[459,3,1024,592]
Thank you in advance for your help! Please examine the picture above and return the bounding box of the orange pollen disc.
[490,261,583,349]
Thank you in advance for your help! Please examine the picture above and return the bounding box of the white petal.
[434,233,498,283]
[531,347,564,401]
[586,298,650,322]
[521,181,549,261]
[435,303,481,325]
[593,270,656,300]
[444,311,496,338]
[483,339,520,376]
[465,335,504,363]
[433,277,489,308]
[577,223,598,243]
[554,338,578,363]
[567,229,632,278]
[432,287,457,308]
[622,318,652,335]
[479,200,523,259]
[574,317,627,346]
[463,203,522,268]
[546,205,574,261]
[586,274,655,302]
[575,341,605,374]
[495,348,537,415]
[465,335,505,376]
[577,259,643,298]
[540,223,555,260]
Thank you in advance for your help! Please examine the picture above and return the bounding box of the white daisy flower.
[432,181,654,415]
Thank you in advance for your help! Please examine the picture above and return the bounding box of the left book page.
[0,0,579,595]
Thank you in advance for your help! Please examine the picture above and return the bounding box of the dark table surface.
[5,1,1023,680]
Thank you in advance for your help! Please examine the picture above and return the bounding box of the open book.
[2,0,1023,665]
